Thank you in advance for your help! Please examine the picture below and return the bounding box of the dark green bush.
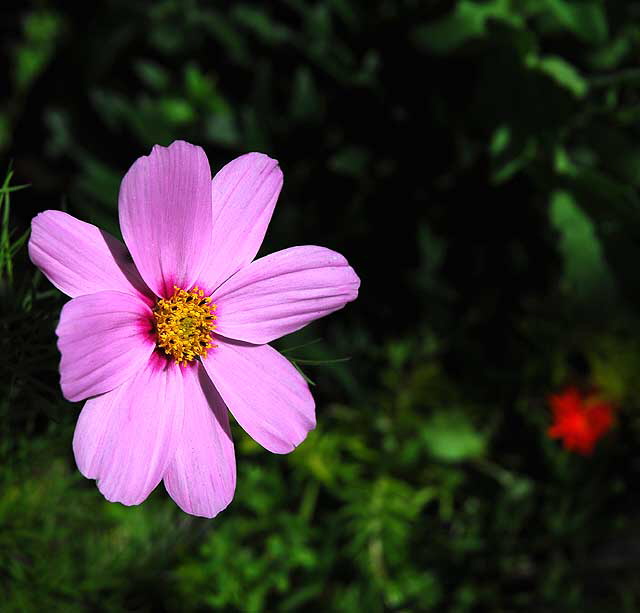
[3,1,640,611]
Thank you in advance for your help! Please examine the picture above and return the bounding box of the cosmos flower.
[29,141,360,517]
[547,386,614,455]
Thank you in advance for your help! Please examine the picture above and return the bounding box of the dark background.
[3,1,640,611]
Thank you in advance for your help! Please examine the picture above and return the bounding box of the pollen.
[153,286,217,365]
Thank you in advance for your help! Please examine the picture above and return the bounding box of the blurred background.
[2,1,640,611]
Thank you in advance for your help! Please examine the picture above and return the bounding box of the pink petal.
[163,363,236,518]
[197,153,282,293]
[119,141,213,297]
[211,246,360,344]
[29,210,152,300]
[56,291,156,402]
[202,339,315,454]
[73,353,184,506]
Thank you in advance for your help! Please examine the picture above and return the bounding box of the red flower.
[548,387,614,455]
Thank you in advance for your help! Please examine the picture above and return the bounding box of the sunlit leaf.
[526,54,588,98]
[422,410,487,463]
[549,190,615,302]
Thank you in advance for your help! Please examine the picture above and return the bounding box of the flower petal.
[198,153,282,293]
[202,339,315,454]
[211,246,360,344]
[28,210,151,300]
[119,141,213,297]
[56,291,156,402]
[73,354,184,506]
[163,363,236,518]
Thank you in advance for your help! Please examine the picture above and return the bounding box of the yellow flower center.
[153,286,217,365]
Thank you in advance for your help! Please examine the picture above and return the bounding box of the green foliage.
[526,54,589,98]
[549,189,615,302]
[0,171,30,285]
[3,1,640,611]
[422,410,487,463]
[13,10,63,94]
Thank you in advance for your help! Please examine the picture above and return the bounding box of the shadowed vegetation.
[2,1,640,611]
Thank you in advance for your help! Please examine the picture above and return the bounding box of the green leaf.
[14,10,63,93]
[411,0,523,54]
[491,138,537,184]
[545,0,608,45]
[329,146,370,176]
[232,5,291,45]
[205,114,239,147]
[526,54,588,98]
[588,33,631,70]
[290,67,322,121]
[422,410,487,463]
[134,60,170,91]
[184,63,230,114]
[554,146,579,176]
[489,125,511,157]
[159,97,195,124]
[0,111,8,152]
[549,190,615,301]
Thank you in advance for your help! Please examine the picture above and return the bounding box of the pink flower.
[29,141,359,517]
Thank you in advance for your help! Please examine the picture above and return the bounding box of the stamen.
[153,286,217,365]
